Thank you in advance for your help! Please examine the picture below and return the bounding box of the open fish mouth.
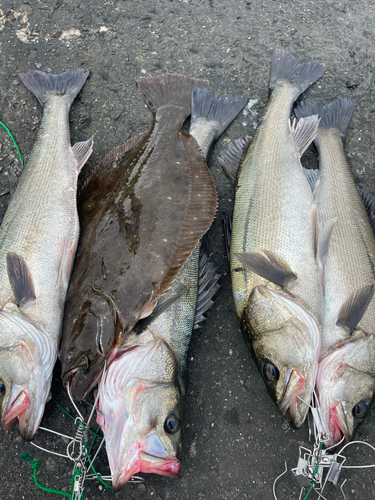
[326,402,350,448]
[278,369,307,425]
[1,388,32,439]
[113,452,180,492]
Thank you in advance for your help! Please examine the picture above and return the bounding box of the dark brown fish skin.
[60,75,217,400]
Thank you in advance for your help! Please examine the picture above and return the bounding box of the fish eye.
[263,363,279,382]
[0,380,5,397]
[352,401,369,419]
[164,414,180,434]
[66,350,76,364]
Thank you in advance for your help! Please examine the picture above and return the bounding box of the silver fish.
[230,49,325,428]
[95,88,245,490]
[295,98,375,446]
[0,69,92,440]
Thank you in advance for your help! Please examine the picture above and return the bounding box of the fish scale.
[231,84,322,324]
[0,68,92,440]
[315,128,375,354]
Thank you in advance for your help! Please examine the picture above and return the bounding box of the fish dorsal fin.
[317,218,337,291]
[6,253,36,307]
[289,115,320,157]
[194,252,221,329]
[217,136,252,184]
[157,134,217,297]
[336,284,374,334]
[72,136,94,173]
[79,133,146,194]
[233,250,297,288]
[303,168,319,192]
[358,187,375,233]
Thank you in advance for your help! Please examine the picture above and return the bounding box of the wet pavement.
[0,1,375,499]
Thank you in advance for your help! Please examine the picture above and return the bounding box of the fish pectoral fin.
[73,137,94,173]
[194,252,221,329]
[217,136,252,184]
[233,250,297,288]
[6,252,36,307]
[336,284,375,334]
[289,115,320,157]
[316,217,337,291]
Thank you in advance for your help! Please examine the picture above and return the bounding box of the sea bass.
[230,49,326,428]
[0,69,92,440]
[95,88,246,491]
[60,75,219,401]
[295,98,375,446]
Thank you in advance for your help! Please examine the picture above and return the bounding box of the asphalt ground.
[0,1,375,499]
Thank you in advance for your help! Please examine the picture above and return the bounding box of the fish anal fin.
[336,284,375,334]
[157,134,217,297]
[194,252,221,329]
[358,187,375,234]
[303,168,319,192]
[73,137,94,173]
[8,160,27,197]
[233,251,297,288]
[289,115,320,157]
[217,136,252,184]
[6,253,36,307]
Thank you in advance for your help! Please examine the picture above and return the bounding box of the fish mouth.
[113,452,180,492]
[63,357,98,401]
[1,388,33,440]
[278,369,307,427]
[326,402,350,448]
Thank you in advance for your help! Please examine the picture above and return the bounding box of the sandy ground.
[0,0,375,499]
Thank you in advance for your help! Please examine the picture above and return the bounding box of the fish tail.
[18,69,89,108]
[190,88,247,139]
[294,98,355,141]
[270,48,325,97]
[137,74,209,120]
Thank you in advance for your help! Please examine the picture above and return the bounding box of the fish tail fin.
[18,69,89,108]
[294,98,355,141]
[270,48,325,97]
[137,74,209,120]
[190,88,248,140]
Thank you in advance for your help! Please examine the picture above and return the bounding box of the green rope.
[17,454,72,498]
[86,454,113,489]
[0,121,22,164]
[302,442,323,500]
[53,399,103,439]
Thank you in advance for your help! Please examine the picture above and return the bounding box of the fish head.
[245,286,320,428]
[60,284,120,400]
[96,334,183,492]
[0,310,54,440]
[316,334,375,448]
